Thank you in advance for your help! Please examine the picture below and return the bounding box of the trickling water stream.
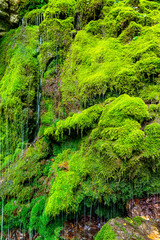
[36,13,44,27]
[1,199,3,240]
[35,36,43,137]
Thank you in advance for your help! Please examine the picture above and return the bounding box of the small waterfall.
[1,199,3,240]
[90,204,92,222]
[147,173,150,200]
[26,90,30,144]
[22,18,26,39]
[36,81,41,131]
[47,28,49,42]
[21,121,24,157]
[75,213,78,238]
[22,18,27,29]
[35,13,44,26]
[8,225,9,240]
[56,44,58,73]
[0,128,2,178]
[21,15,43,139]
[29,228,32,240]
[40,36,42,45]
[5,114,9,156]
[100,207,103,224]
[22,13,44,27]
[84,197,86,223]
[22,18,24,27]
[35,27,43,137]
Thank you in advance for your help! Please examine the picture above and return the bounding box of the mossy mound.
[45,95,160,217]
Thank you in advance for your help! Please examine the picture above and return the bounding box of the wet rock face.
[0,0,20,37]
[127,195,160,221]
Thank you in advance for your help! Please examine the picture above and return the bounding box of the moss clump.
[125,216,143,227]
[3,200,21,231]
[2,138,49,201]
[54,104,103,139]
[46,0,76,19]
[30,196,47,231]
[46,171,82,216]
[99,94,149,127]
[95,222,117,240]
[119,21,142,43]
[139,85,160,103]
[85,19,104,36]
[148,104,158,113]
[39,17,74,73]
[144,123,160,156]
[45,95,160,217]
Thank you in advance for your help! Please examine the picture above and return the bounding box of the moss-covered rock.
[95,217,160,240]
[45,95,160,217]
[1,0,160,237]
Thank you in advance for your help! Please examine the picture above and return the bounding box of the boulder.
[95,217,160,240]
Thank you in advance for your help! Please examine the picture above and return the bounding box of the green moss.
[46,0,108,28]
[19,0,48,19]
[59,1,160,107]
[139,85,160,103]
[38,212,63,239]
[30,196,47,231]
[119,21,142,43]
[39,17,74,73]
[41,99,55,125]
[3,200,21,231]
[44,104,103,139]
[61,32,126,106]
[46,0,76,19]
[144,122,160,157]
[44,95,160,217]
[0,26,39,161]
[95,222,117,240]
[85,20,104,36]
[23,8,46,26]
[99,94,149,127]
[55,104,103,139]
[125,216,144,227]
[148,104,158,112]
[2,0,160,235]
[46,171,82,216]
[145,122,160,137]
[3,138,49,201]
